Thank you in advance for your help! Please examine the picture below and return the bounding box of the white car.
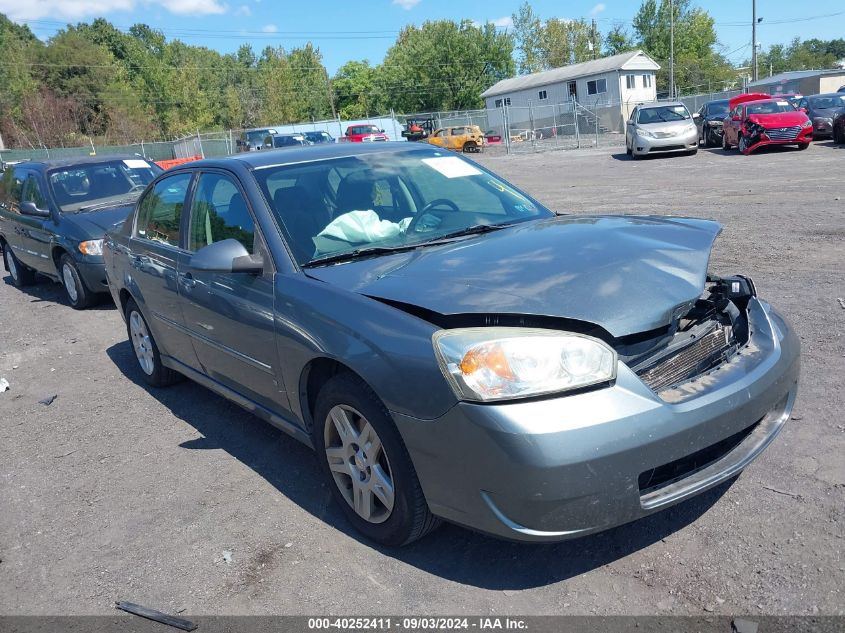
[626,103,700,159]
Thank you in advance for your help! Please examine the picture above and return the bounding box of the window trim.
[642,74,653,89]
[538,89,548,100]
[587,78,607,96]
[132,170,196,251]
[625,74,636,90]
[185,168,263,256]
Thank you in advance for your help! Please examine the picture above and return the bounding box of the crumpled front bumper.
[393,298,800,542]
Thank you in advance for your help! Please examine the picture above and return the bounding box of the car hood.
[638,120,694,134]
[68,204,134,237]
[305,215,722,338]
[747,111,808,127]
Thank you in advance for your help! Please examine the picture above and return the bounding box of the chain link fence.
[0,141,176,164]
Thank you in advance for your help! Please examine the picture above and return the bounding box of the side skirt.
[162,355,314,449]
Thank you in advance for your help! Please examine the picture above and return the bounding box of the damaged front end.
[623,274,758,400]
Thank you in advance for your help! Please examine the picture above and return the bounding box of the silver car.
[104,143,799,546]
[626,102,700,158]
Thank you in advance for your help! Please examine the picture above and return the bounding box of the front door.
[128,171,200,369]
[15,173,54,272]
[179,170,282,411]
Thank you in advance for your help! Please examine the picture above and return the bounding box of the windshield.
[746,101,794,115]
[637,105,691,123]
[253,148,553,266]
[350,125,379,135]
[808,95,845,109]
[706,102,729,116]
[48,159,162,213]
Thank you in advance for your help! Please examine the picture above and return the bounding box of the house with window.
[481,50,660,137]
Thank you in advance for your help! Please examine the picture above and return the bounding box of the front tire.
[738,135,750,154]
[124,298,182,387]
[59,254,96,309]
[797,142,809,150]
[313,372,439,546]
[3,244,36,288]
[722,133,731,151]
[700,126,710,147]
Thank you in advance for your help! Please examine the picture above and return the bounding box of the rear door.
[179,170,282,411]
[0,166,25,262]
[128,171,201,370]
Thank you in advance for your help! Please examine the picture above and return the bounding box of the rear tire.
[313,372,440,546]
[59,254,96,310]
[3,243,36,288]
[124,298,182,388]
[462,141,478,153]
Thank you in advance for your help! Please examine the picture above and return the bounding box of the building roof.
[747,68,845,87]
[481,50,660,99]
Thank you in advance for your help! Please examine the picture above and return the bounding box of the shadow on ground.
[2,272,115,310]
[107,339,735,590]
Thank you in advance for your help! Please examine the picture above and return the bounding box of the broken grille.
[636,326,732,392]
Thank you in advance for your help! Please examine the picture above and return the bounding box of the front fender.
[273,274,457,425]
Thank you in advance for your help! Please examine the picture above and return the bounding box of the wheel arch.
[298,357,375,433]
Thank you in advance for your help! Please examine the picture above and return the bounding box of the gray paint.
[103,143,801,543]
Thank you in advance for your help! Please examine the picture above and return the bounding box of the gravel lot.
[1,141,843,617]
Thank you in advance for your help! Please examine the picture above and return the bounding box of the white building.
[481,50,660,136]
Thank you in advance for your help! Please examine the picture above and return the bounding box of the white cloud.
[590,3,606,16]
[261,23,278,33]
[491,16,513,28]
[153,0,226,15]
[0,0,132,20]
[392,0,421,10]
[235,4,251,16]
[0,0,225,20]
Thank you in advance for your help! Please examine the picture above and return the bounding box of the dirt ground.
[1,141,843,617]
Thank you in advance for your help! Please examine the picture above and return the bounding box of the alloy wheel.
[129,311,155,376]
[324,404,395,524]
[62,264,78,303]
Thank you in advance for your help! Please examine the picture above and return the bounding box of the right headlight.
[433,328,617,402]
[635,126,656,138]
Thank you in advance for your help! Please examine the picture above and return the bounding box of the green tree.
[604,24,637,56]
[333,60,384,119]
[511,1,544,74]
[379,20,514,112]
[542,18,595,68]
[632,0,733,95]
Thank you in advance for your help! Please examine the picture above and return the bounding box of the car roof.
[171,142,431,171]
[15,155,150,170]
[809,92,845,100]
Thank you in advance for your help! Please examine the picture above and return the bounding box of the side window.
[22,175,48,210]
[135,173,192,247]
[188,172,255,254]
[0,168,23,210]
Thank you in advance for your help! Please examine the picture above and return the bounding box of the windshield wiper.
[424,222,515,244]
[302,223,517,267]
[76,195,140,213]
[302,244,419,267]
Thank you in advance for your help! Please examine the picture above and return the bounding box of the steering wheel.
[408,198,460,233]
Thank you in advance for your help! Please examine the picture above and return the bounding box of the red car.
[722,93,813,154]
[339,124,389,143]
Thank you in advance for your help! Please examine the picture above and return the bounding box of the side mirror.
[189,239,264,274]
[20,201,50,218]
[693,112,701,120]
[799,107,808,113]
[379,129,385,133]
[732,116,741,122]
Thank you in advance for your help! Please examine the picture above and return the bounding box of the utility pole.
[752,0,758,82]
[591,19,598,60]
[669,0,675,100]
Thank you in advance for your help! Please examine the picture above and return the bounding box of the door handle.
[130,254,150,264]
[180,272,196,289]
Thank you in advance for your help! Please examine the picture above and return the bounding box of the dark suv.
[0,156,161,308]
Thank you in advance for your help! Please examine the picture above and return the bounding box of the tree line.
[1,2,843,149]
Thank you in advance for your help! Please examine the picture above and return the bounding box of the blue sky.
[1,0,843,74]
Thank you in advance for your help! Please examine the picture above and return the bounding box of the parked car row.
[695,91,845,152]
[0,142,800,548]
